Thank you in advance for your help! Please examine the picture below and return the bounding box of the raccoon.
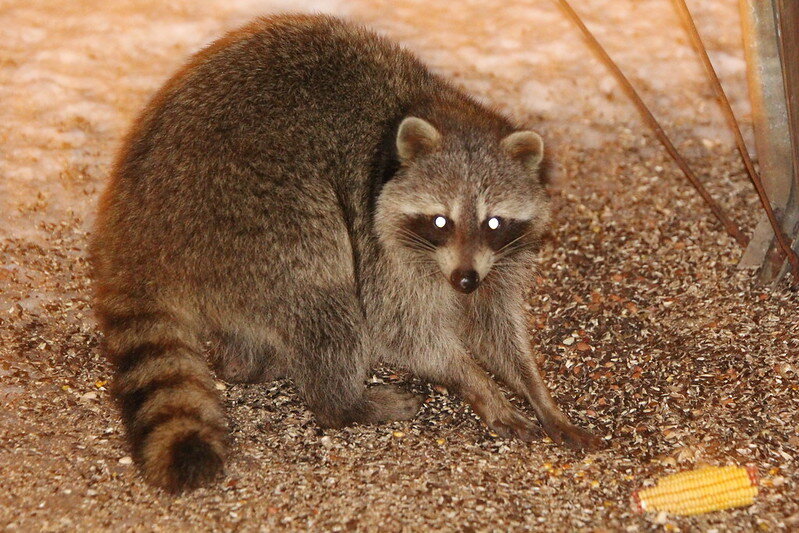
[90,14,601,492]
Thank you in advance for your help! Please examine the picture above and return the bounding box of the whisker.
[395,228,437,252]
[496,230,534,255]
[496,237,536,258]
[395,236,436,253]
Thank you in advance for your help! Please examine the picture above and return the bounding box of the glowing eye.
[434,216,447,228]
[487,217,501,230]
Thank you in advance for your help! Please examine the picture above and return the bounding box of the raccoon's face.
[375,116,550,294]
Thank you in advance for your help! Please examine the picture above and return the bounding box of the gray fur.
[90,14,600,492]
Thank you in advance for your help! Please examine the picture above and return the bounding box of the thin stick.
[672,0,799,283]
[553,0,749,248]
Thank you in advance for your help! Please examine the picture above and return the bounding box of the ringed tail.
[98,302,226,492]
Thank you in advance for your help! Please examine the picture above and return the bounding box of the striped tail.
[100,307,226,492]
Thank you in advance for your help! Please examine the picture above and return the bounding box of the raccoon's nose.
[450,269,480,293]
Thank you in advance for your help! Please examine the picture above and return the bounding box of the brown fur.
[91,14,600,492]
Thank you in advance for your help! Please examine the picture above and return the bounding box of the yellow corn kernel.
[632,465,758,516]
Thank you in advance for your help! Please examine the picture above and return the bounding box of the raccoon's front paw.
[364,384,425,423]
[486,408,539,442]
[540,416,603,450]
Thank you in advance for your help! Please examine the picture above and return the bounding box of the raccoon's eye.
[487,217,501,230]
[434,215,448,229]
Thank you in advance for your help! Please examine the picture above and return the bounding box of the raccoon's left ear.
[396,117,442,163]
[501,131,544,171]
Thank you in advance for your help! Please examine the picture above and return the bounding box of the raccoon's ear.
[501,131,544,171]
[396,117,441,163]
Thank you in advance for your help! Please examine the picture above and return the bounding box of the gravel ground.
[1,0,797,531]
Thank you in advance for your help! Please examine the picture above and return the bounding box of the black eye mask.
[482,218,531,253]
[402,214,453,247]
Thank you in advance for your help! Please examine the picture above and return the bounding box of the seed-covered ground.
[1,0,797,530]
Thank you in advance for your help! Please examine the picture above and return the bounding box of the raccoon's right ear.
[396,117,441,163]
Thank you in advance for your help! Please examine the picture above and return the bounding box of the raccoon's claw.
[540,417,603,450]
[487,409,539,442]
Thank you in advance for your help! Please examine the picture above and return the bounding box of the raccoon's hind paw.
[314,385,424,428]
[363,384,424,423]
[141,429,225,493]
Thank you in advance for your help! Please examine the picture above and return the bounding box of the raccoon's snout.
[450,268,480,293]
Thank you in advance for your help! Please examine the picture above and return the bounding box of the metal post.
[738,0,799,286]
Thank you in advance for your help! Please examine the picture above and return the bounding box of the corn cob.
[632,465,758,516]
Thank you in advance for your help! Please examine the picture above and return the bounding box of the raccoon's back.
[93,15,436,278]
